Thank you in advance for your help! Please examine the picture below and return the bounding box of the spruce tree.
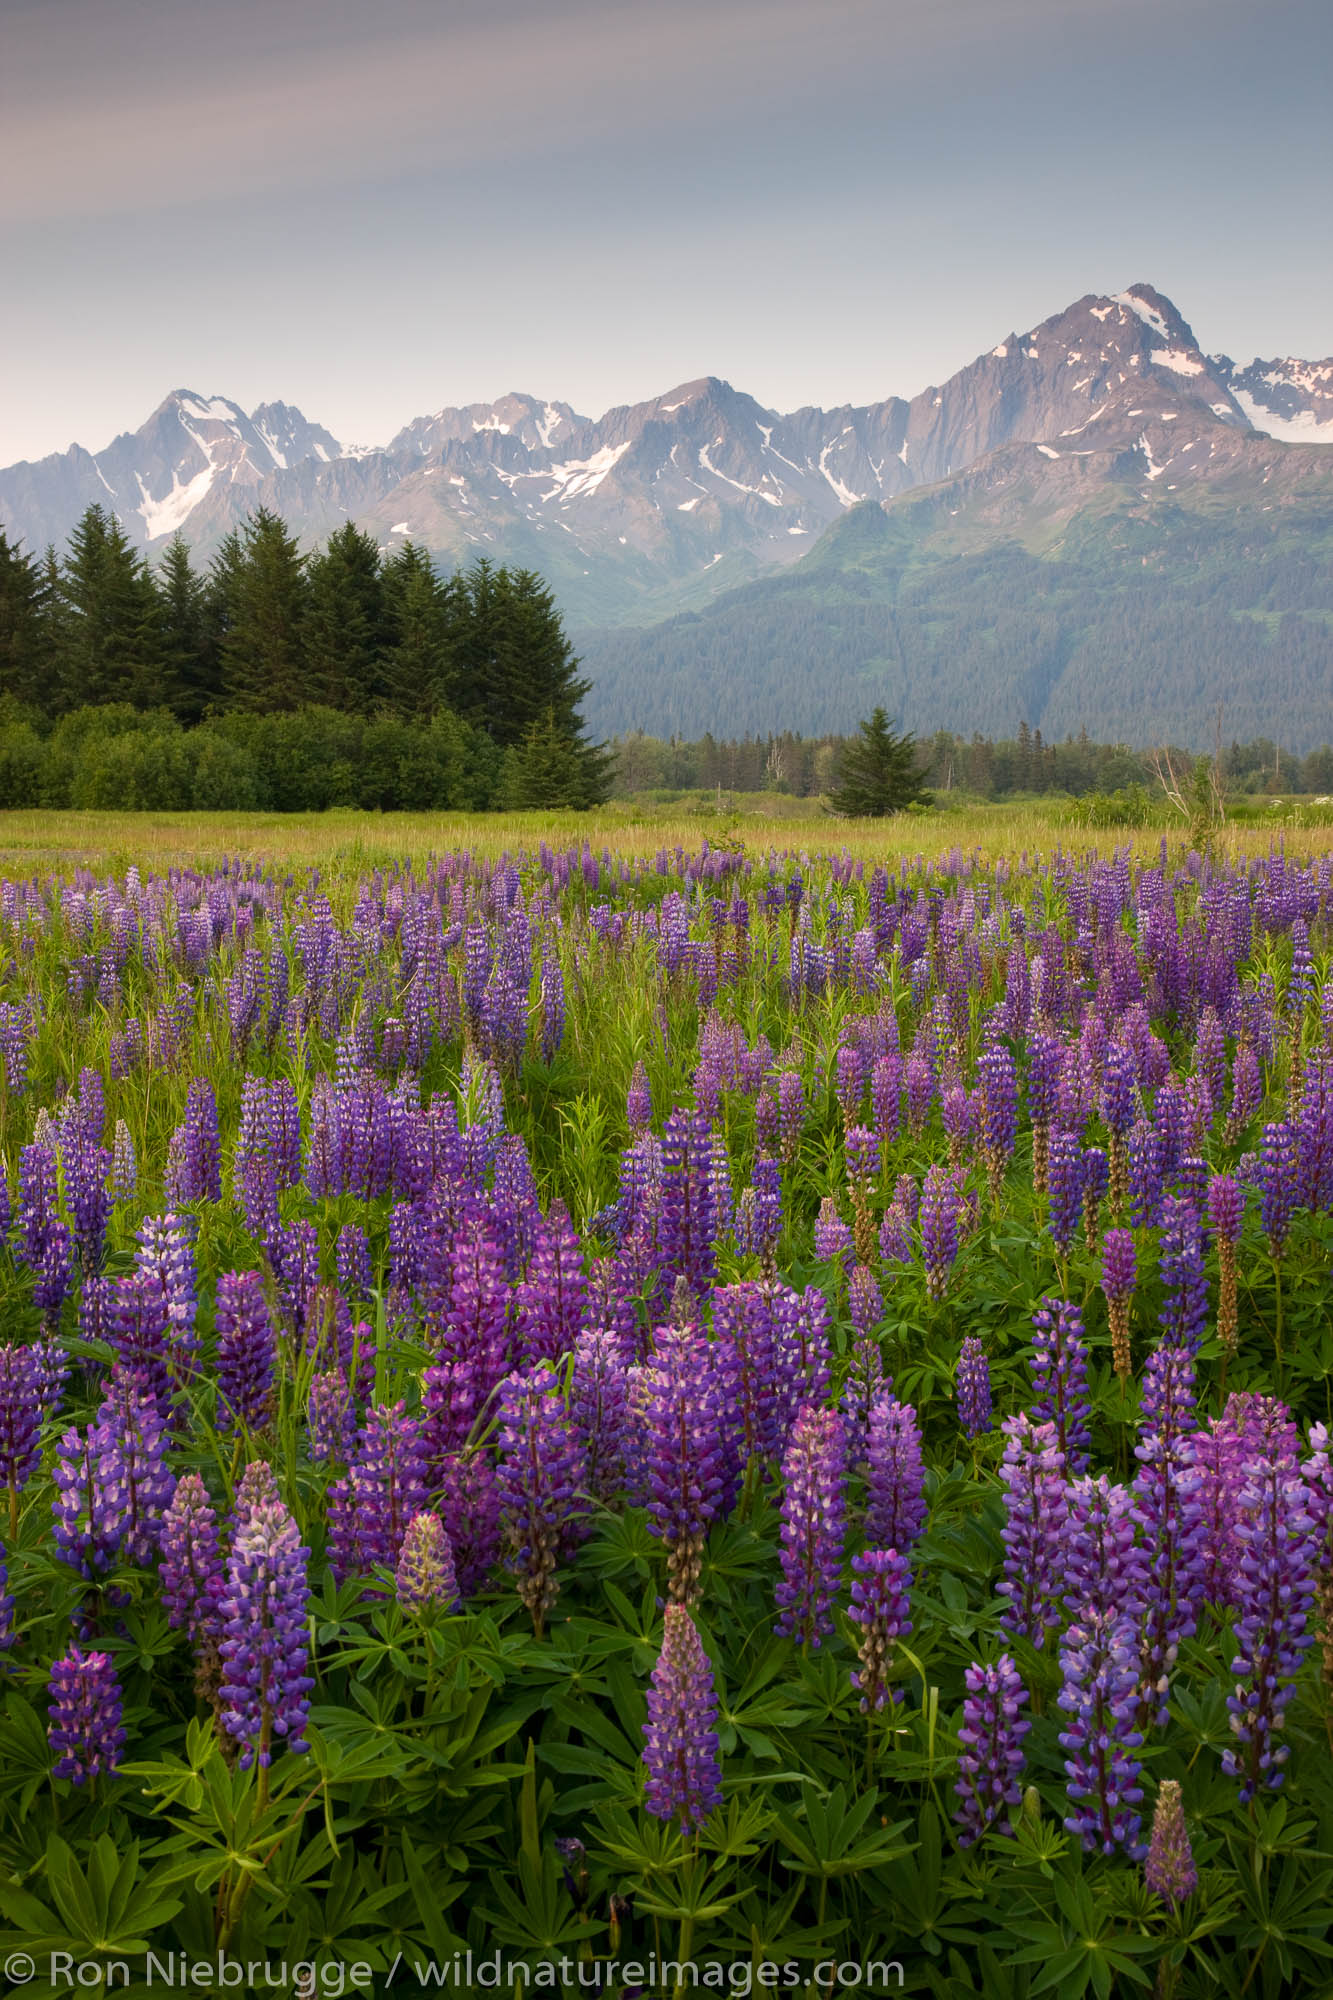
[0,529,49,708]
[157,534,215,722]
[826,707,931,816]
[216,508,308,712]
[380,541,457,717]
[60,504,167,710]
[305,522,385,712]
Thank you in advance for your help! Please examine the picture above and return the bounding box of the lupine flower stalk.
[642,1603,722,1833]
[848,1548,913,1713]
[954,1655,1030,1845]
[48,1647,126,1787]
[774,1406,845,1648]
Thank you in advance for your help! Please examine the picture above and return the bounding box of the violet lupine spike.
[955,1336,992,1439]
[774,1406,846,1649]
[395,1512,459,1612]
[865,1395,928,1554]
[435,1449,502,1598]
[327,1401,429,1583]
[657,1107,718,1303]
[1098,1228,1137,1381]
[1133,1343,1203,1731]
[953,1654,1030,1846]
[214,1271,276,1432]
[643,1326,733,1604]
[1029,1298,1093,1474]
[1056,1606,1146,1858]
[336,1223,373,1303]
[1144,1780,1197,1906]
[0,1341,47,1509]
[48,1646,126,1787]
[52,1424,127,1579]
[495,1363,587,1633]
[569,1329,632,1503]
[878,1202,912,1267]
[977,1041,1018,1185]
[626,1061,652,1135]
[1062,1475,1150,1622]
[642,1602,723,1833]
[307,1369,356,1465]
[98,1373,174,1565]
[134,1211,200,1380]
[711,1283,786,1468]
[920,1164,963,1301]
[515,1200,588,1367]
[1156,1196,1209,1354]
[160,1472,225,1643]
[1207,1175,1243,1354]
[217,1497,314,1770]
[813,1195,853,1263]
[1258,1119,1298,1259]
[848,1547,912,1712]
[1128,1119,1164,1231]
[1046,1130,1084,1258]
[997,1414,1066,1648]
[1222,1448,1316,1801]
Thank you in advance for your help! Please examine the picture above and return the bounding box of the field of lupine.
[2,829,1333,1999]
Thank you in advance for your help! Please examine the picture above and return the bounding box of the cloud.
[0,0,1185,223]
[0,0,887,220]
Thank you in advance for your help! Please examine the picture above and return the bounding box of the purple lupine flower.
[328,1402,429,1583]
[217,1497,313,1769]
[736,1151,783,1265]
[626,1060,652,1134]
[171,1078,223,1202]
[1156,1196,1208,1353]
[997,1414,1066,1647]
[134,1211,199,1380]
[1133,1344,1203,1730]
[98,1373,174,1565]
[215,1271,276,1432]
[51,1424,127,1578]
[569,1329,632,1503]
[1099,1228,1137,1381]
[977,1042,1018,1181]
[813,1194,852,1264]
[865,1394,927,1554]
[711,1283,786,1468]
[160,1473,224,1643]
[871,1053,902,1141]
[1030,1298,1092,1474]
[539,944,565,1064]
[954,1655,1030,1845]
[1081,1145,1108,1248]
[1144,1780,1197,1905]
[839,1333,889,1466]
[65,1135,112,1274]
[395,1512,459,1612]
[435,1449,502,1598]
[515,1201,588,1366]
[110,1120,136,1200]
[1057,1607,1146,1857]
[107,1272,174,1416]
[48,1647,126,1786]
[1227,1037,1262,1141]
[1258,1120,1298,1258]
[14,1141,59,1271]
[1046,1130,1085,1257]
[643,1326,734,1603]
[642,1602,723,1832]
[848,1548,913,1712]
[776,1070,804,1165]
[1222,1447,1316,1801]
[920,1164,963,1300]
[1062,1475,1149,1621]
[495,1363,586,1634]
[0,1342,47,1518]
[1206,1174,1244,1354]
[307,1368,355,1465]
[657,1107,717,1301]
[955,1336,992,1439]
[774,1406,846,1649]
[878,1201,912,1266]
[423,1200,512,1407]
[1128,1118,1164,1230]
[336,1223,373,1303]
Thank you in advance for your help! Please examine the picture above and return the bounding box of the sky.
[1,0,1329,464]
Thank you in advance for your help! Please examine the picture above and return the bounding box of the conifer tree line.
[0,504,611,810]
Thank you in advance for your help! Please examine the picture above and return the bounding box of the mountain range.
[2,282,1331,746]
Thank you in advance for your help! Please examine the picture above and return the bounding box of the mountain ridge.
[2,283,1329,632]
